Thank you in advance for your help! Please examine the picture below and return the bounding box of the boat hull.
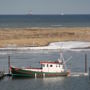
[10,67,70,78]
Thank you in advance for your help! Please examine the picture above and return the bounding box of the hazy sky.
[0,0,90,14]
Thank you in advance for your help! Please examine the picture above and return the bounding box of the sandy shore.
[0,27,90,48]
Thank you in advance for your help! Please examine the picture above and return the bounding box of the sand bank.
[0,27,90,48]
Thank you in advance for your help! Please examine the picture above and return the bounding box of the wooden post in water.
[8,55,10,74]
[85,54,87,73]
[89,67,90,80]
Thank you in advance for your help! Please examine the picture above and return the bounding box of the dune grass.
[0,27,90,47]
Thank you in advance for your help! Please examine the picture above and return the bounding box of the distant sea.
[0,15,90,28]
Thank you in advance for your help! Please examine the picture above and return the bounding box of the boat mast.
[59,52,67,70]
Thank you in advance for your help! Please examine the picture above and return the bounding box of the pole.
[85,53,87,73]
[89,67,90,80]
[8,55,10,74]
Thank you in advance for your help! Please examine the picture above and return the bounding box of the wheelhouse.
[40,61,64,72]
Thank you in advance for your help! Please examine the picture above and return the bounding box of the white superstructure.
[40,61,64,72]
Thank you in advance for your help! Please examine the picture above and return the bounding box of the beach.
[0,27,90,48]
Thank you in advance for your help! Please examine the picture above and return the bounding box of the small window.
[50,65,53,67]
[47,64,48,67]
[56,64,59,67]
[42,64,45,67]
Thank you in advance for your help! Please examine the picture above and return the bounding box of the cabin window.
[42,64,45,67]
[50,65,53,67]
[56,64,59,67]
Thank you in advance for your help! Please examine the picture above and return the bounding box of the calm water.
[0,50,90,90]
[0,15,90,28]
[0,15,90,90]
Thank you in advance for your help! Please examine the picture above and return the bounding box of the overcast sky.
[0,0,90,14]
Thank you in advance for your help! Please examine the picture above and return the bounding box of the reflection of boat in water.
[43,77,65,84]
[10,53,70,78]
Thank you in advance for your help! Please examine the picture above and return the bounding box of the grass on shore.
[0,27,90,47]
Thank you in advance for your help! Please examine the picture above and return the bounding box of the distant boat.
[10,53,70,78]
[60,12,64,16]
[27,10,32,15]
[60,10,64,15]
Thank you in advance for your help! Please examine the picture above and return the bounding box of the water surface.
[0,50,90,90]
[0,15,90,28]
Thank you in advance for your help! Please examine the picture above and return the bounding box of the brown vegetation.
[0,27,90,47]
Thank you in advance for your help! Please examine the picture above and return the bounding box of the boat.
[10,53,70,78]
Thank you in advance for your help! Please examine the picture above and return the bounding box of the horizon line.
[0,13,90,15]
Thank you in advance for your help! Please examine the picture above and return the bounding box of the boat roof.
[40,61,62,64]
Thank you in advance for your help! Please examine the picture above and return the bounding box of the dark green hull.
[11,67,69,78]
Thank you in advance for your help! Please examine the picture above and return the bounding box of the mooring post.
[85,53,87,73]
[8,55,10,74]
[89,67,90,80]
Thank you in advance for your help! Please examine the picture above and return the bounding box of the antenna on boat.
[58,42,64,62]
[60,52,64,62]
[65,56,72,64]
[60,52,67,70]
[59,49,72,70]
[58,43,72,70]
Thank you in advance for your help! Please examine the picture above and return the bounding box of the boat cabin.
[40,61,64,72]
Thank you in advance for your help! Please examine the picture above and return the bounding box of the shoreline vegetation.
[0,27,90,48]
